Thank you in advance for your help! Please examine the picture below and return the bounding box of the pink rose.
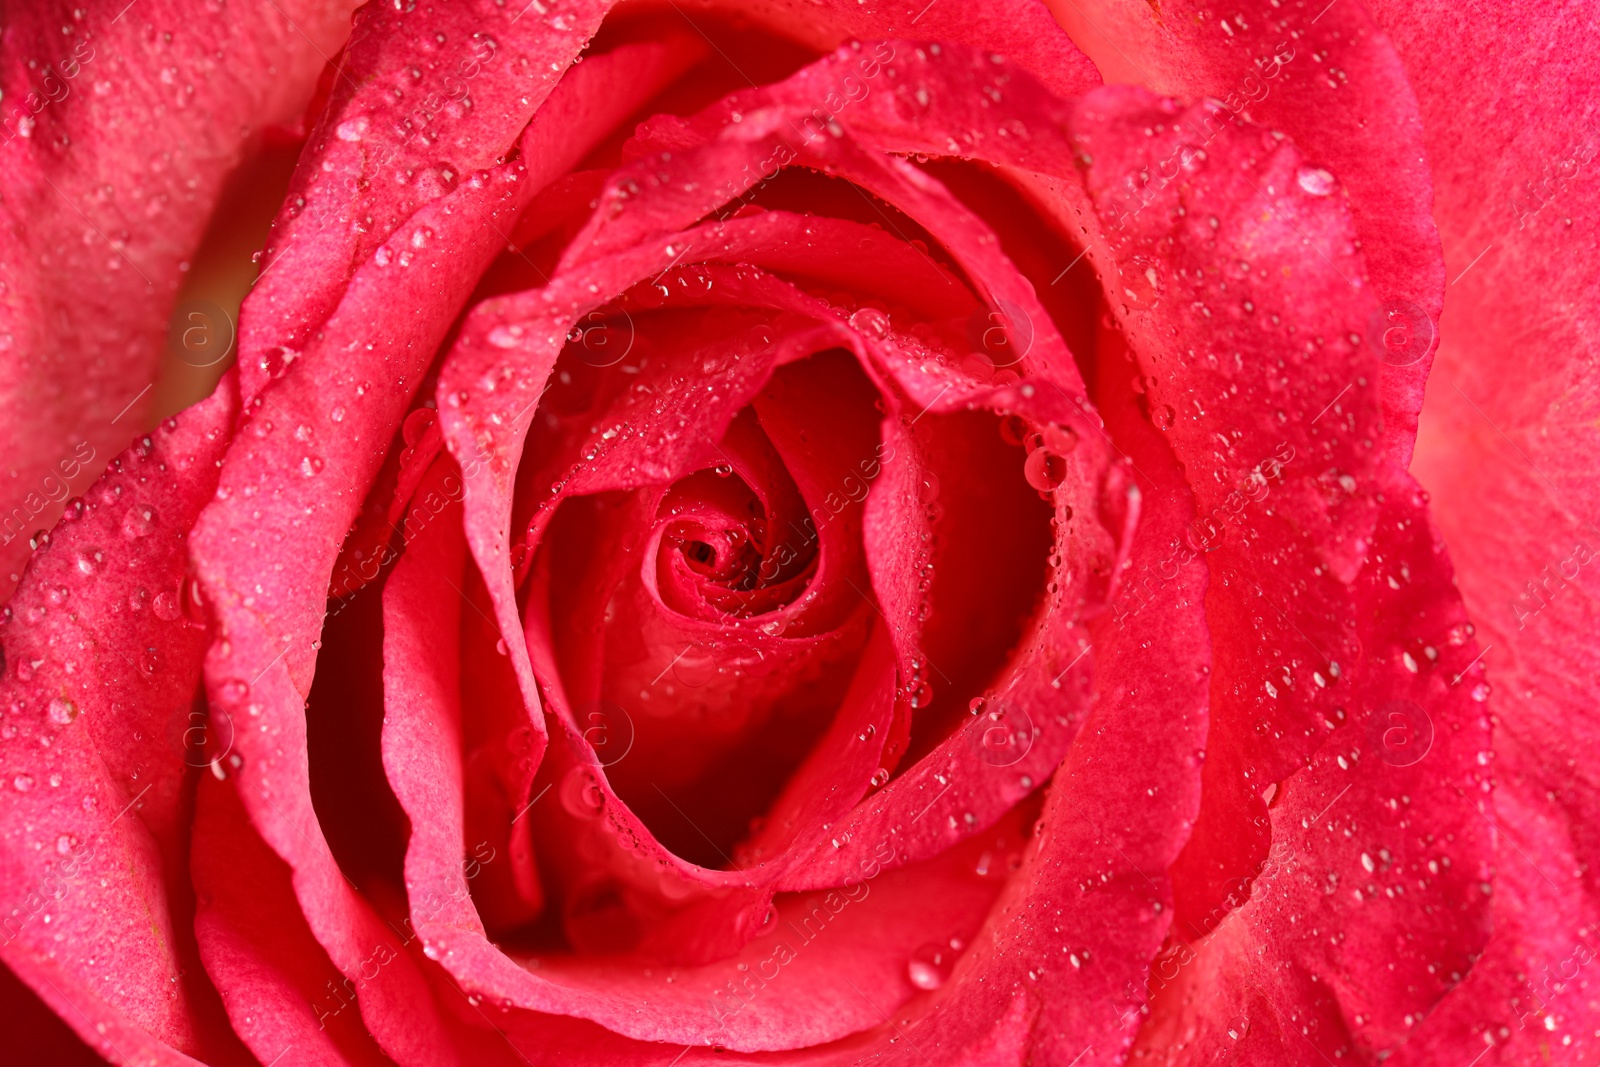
[1,0,1593,1064]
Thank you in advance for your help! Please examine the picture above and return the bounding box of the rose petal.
[185,33,701,1060]
[1134,469,1494,1061]
[234,2,674,406]
[0,381,237,1059]
[427,805,1026,1052]
[1367,0,1600,1056]
[1042,0,1444,462]
[697,0,1100,98]
[0,0,357,600]
[191,774,393,1066]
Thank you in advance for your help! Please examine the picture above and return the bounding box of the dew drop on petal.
[1296,166,1336,196]
[906,941,956,990]
[152,590,181,621]
[121,506,156,538]
[1024,449,1067,492]
[48,697,79,726]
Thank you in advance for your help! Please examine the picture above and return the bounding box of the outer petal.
[712,0,1100,99]
[0,382,239,1062]
[0,0,358,598]
[191,774,394,1067]
[1367,0,1600,1058]
[1133,469,1493,1063]
[1042,0,1445,462]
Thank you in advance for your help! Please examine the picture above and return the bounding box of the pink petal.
[1134,471,1493,1061]
[1365,0,1600,1057]
[1043,0,1445,462]
[703,0,1100,98]
[0,0,357,600]
[191,775,392,1066]
[0,382,238,1060]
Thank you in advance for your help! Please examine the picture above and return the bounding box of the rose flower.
[0,0,1593,1064]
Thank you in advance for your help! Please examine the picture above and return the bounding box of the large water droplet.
[152,589,181,621]
[1296,166,1335,196]
[673,647,717,687]
[336,115,370,142]
[48,696,79,726]
[121,506,156,539]
[559,768,607,819]
[1024,449,1066,492]
[258,345,300,379]
[848,307,892,339]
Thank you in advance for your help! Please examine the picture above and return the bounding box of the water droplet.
[1367,300,1435,368]
[849,307,892,339]
[1045,424,1079,454]
[998,414,1029,447]
[218,678,249,704]
[1118,256,1160,308]
[907,941,957,990]
[181,575,208,626]
[300,455,325,477]
[258,345,299,379]
[336,115,370,142]
[673,647,717,687]
[1296,166,1335,196]
[48,697,79,726]
[152,590,181,621]
[13,773,34,792]
[1024,449,1066,492]
[559,768,607,819]
[488,324,523,349]
[121,506,156,538]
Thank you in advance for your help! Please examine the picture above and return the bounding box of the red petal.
[185,30,700,1065]
[0,382,238,1059]
[828,319,1214,1067]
